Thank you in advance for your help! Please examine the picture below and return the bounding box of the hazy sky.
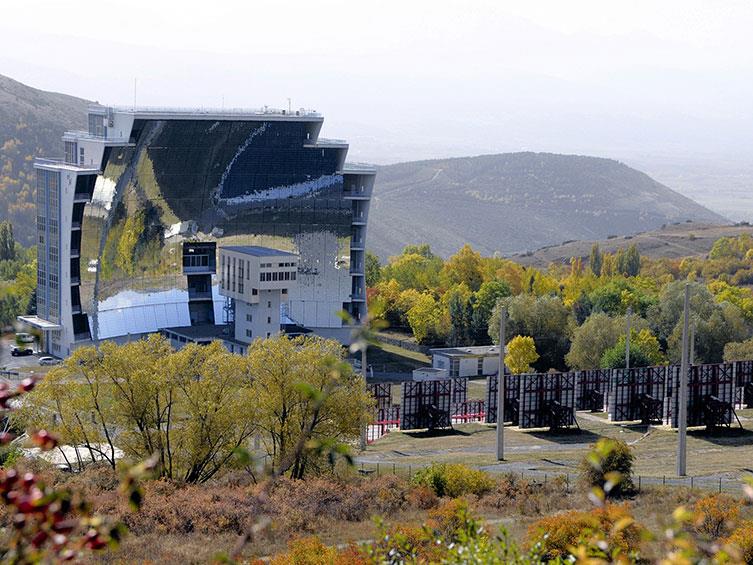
[3,0,753,169]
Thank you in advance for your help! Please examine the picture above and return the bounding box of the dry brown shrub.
[406,484,439,510]
[119,483,257,536]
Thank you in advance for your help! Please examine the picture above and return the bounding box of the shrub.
[579,438,635,496]
[726,520,753,564]
[526,504,643,560]
[693,494,741,539]
[269,537,341,565]
[405,484,439,509]
[411,463,494,498]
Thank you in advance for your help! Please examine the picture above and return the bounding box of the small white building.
[429,345,501,378]
[412,367,449,381]
[218,246,299,344]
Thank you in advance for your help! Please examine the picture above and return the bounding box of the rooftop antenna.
[287,97,292,114]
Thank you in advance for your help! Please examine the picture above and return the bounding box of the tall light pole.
[359,343,368,451]
[689,322,695,366]
[496,306,507,461]
[677,283,690,476]
[625,307,632,371]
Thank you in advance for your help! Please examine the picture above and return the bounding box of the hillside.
[369,153,727,259]
[0,74,89,244]
[512,221,753,269]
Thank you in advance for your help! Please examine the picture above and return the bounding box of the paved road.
[0,334,48,372]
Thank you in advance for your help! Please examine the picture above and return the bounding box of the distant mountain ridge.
[0,74,89,244]
[0,75,726,254]
[368,152,727,259]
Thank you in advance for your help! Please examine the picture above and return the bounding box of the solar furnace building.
[27,106,374,356]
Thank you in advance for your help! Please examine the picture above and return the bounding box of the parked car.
[11,346,34,357]
[38,356,60,366]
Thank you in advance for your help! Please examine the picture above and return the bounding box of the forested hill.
[0,74,89,244]
[369,153,727,260]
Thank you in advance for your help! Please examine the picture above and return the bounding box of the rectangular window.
[272,272,278,281]
[291,272,296,281]
[246,329,253,338]
[252,288,258,295]
[267,301,272,308]
[267,316,271,324]
[246,313,252,322]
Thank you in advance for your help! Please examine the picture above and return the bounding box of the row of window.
[260,262,296,268]
[259,271,296,282]
[245,329,273,339]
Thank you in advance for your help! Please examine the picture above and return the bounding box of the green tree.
[600,341,652,369]
[0,221,16,261]
[566,312,625,370]
[365,251,382,287]
[589,243,602,277]
[723,337,753,361]
[248,335,372,479]
[615,244,641,277]
[505,335,539,374]
[489,294,571,371]
[667,303,750,364]
[650,281,725,344]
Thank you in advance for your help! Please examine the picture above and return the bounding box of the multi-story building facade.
[23,106,375,356]
[218,245,299,343]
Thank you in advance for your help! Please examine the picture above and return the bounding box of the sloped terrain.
[369,153,726,259]
[0,74,89,243]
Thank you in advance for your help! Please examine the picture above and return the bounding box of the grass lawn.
[362,408,753,482]
[366,341,430,373]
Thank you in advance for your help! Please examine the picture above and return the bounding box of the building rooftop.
[429,345,501,357]
[221,245,298,258]
[89,105,322,121]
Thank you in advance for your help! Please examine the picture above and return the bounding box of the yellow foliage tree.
[505,335,539,374]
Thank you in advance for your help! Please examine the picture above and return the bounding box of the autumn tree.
[441,244,485,291]
[505,335,539,374]
[21,336,257,483]
[381,249,443,291]
[407,292,443,344]
[247,335,372,479]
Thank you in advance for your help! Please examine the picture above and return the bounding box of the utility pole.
[496,306,507,461]
[359,343,368,450]
[689,322,695,365]
[677,283,690,476]
[625,307,632,371]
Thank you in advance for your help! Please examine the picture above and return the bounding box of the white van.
[16,332,35,344]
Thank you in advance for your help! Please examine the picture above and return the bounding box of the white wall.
[234,289,283,344]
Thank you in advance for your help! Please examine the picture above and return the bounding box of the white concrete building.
[429,345,501,378]
[218,246,298,344]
